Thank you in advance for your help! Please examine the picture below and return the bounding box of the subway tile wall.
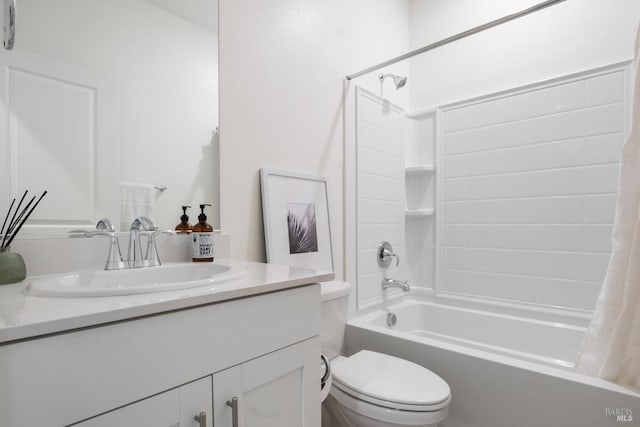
[357,92,406,307]
[440,67,626,310]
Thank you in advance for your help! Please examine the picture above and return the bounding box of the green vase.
[0,247,26,285]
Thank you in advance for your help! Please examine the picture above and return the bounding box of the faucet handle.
[144,229,176,267]
[69,218,116,237]
[83,230,127,270]
[96,218,116,232]
[377,241,399,268]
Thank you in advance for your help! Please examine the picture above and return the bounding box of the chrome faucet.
[74,217,174,270]
[80,218,127,270]
[96,218,115,233]
[381,277,410,292]
[127,216,158,268]
[144,229,176,267]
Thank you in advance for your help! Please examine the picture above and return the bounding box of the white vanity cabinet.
[0,283,321,427]
[213,339,317,427]
[74,339,318,427]
[75,376,213,427]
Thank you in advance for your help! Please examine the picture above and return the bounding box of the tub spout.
[381,277,410,292]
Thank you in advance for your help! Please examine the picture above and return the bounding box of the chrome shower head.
[393,75,407,89]
[379,73,408,90]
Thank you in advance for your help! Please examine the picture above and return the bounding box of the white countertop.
[0,259,334,344]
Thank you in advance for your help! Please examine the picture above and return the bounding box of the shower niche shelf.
[405,165,435,175]
[405,168,434,212]
[403,109,436,290]
[405,208,435,218]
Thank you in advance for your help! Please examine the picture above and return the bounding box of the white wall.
[408,0,640,109]
[219,0,410,276]
[12,0,219,231]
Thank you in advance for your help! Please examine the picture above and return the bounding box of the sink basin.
[23,263,246,297]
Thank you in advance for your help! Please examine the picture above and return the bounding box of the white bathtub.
[344,299,640,427]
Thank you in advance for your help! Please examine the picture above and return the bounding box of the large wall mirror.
[0,0,219,237]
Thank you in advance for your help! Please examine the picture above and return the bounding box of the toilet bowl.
[321,281,451,427]
[325,351,450,427]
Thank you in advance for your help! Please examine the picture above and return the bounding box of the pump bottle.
[192,204,214,262]
[175,205,192,234]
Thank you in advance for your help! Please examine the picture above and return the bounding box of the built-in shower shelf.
[405,165,435,175]
[405,208,435,218]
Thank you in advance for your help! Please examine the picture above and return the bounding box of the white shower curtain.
[575,26,640,387]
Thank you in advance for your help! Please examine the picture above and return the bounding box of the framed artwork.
[260,169,334,272]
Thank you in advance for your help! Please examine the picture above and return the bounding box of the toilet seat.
[331,351,451,412]
[329,385,448,426]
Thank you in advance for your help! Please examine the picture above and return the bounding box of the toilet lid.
[331,351,450,411]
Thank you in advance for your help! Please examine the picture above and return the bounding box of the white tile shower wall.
[357,90,406,306]
[405,113,436,290]
[439,66,627,311]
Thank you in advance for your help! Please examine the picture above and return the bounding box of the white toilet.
[320,281,451,427]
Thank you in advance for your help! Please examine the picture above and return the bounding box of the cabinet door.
[213,339,319,427]
[179,376,213,427]
[73,388,179,427]
[74,376,212,427]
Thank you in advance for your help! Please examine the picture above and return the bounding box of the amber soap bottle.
[192,204,214,262]
[175,205,192,234]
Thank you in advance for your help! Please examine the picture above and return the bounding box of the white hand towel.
[120,182,156,232]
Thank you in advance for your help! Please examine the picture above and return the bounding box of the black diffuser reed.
[0,190,47,249]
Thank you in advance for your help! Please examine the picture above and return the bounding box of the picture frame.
[260,169,334,272]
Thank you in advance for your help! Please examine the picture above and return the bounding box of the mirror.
[0,0,219,236]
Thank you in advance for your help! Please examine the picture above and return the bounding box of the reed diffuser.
[0,190,47,285]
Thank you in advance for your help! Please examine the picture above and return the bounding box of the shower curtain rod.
[345,0,567,80]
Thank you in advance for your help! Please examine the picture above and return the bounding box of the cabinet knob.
[194,411,207,427]
[226,397,239,427]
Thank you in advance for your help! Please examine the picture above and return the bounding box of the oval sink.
[23,263,246,297]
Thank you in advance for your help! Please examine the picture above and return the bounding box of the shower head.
[379,73,407,90]
[393,75,407,89]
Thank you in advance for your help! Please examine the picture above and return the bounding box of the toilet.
[320,281,451,427]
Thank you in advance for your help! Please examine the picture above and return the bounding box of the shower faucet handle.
[377,241,399,268]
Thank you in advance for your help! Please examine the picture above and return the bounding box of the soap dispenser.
[175,205,192,234]
[192,204,214,262]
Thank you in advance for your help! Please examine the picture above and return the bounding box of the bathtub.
[344,299,640,427]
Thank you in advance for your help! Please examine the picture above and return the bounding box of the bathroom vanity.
[0,259,332,427]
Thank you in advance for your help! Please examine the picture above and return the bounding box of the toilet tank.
[320,281,352,359]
